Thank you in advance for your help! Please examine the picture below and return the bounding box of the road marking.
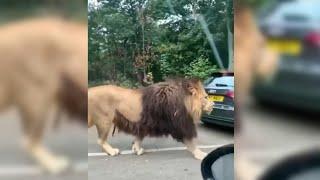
[0,161,87,177]
[88,144,226,157]
[0,166,42,176]
[0,144,227,176]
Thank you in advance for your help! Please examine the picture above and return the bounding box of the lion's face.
[198,83,214,114]
[188,80,214,115]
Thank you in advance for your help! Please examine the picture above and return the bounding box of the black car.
[254,0,320,112]
[202,72,234,127]
[260,0,320,58]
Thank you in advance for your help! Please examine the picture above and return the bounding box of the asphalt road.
[0,108,87,180]
[3,99,317,180]
[88,122,234,180]
[238,99,320,178]
[0,107,234,180]
[4,98,315,180]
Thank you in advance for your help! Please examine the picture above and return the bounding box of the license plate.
[208,95,224,102]
[267,39,301,55]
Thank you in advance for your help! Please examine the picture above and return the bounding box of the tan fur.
[184,81,212,123]
[88,85,143,124]
[235,7,279,105]
[88,85,142,156]
[0,17,87,173]
[235,7,279,179]
[88,81,213,160]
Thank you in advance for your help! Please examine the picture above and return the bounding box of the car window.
[204,77,214,86]
[284,14,308,22]
[275,2,320,21]
[207,76,234,88]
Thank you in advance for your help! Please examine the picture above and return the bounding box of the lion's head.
[181,78,214,121]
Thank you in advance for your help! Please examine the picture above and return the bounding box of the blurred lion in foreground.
[0,18,87,173]
[235,2,279,180]
[88,78,213,160]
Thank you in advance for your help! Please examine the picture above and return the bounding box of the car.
[253,0,320,112]
[260,0,320,58]
[253,56,320,112]
[201,72,234,127]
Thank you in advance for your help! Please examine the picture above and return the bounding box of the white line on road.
[88,144,227,157]
[0,161,87,177]
[0,166,42,176]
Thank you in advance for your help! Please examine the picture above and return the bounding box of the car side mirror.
[201,144,234,180]
[260,149,320,180]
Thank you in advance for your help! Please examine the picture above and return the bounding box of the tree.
[88,0,234,86]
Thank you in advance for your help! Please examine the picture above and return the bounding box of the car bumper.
[253,83,320,112]
[201,109,234,128]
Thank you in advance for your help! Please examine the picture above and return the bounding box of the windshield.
[206,76,234,88]
[272,1,320,21]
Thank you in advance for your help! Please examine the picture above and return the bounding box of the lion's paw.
[108,148,120,156]
[136,148,144,155]
[132,144,144,155]
[45,156,70,174]
[193,150,207,160]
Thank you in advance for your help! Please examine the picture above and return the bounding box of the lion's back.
[88,85,120,104]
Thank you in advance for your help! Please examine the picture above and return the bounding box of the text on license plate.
[267,39,301,55]
[208,95,224,102]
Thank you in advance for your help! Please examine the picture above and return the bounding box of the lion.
[88,78,214,160]
[0,17,87,173]
[234,4,279,107]
[234,3,279,180]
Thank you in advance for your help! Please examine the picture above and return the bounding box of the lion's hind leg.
[132,137,144,155]
[95,114,120,156]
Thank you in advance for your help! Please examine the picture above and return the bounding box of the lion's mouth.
[203,107,213,114]
[203,103,214,114]
[205,109,213,115]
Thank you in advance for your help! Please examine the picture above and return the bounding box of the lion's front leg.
[184,138,207,160]
[22,119,69,174]
[23,138,69,174]
[20,107,69,174]
[132,137,144,155]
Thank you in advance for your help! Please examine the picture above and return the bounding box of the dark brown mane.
[58,74,87,124]
[113,79,198,142]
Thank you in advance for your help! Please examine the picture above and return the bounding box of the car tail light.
[304,32,320,48]
[226,91,234,99]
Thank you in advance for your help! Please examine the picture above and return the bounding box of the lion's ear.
[186,82,197,95]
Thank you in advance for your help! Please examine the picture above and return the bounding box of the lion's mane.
[113,79,200,142]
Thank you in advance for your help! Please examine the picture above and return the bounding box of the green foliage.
[0,0,87,23]
[89,0,233,87]
[185,56,217,80]
[89,73,140,88]
[237,0,272,9]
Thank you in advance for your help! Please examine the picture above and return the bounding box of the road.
[88,122,234,180]
[238,99,320,178]
[2,99,317,180]
[0,108,87,180]
[0,108,233,180]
